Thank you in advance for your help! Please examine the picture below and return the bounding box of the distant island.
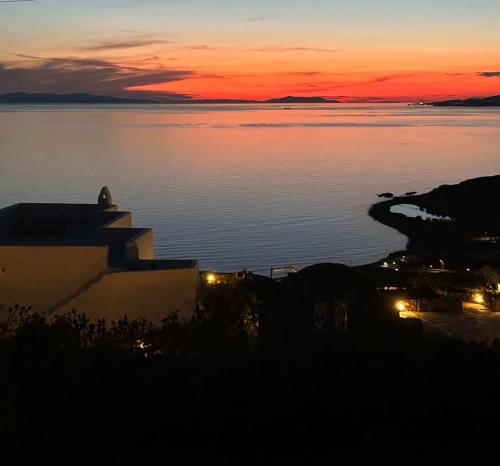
[431,95,500,107]
[265,96,338,104]
[169,96,338,104]
[0,92,339,105]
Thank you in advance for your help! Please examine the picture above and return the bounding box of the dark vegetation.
[2,272,500,465]
[1,175,500,464]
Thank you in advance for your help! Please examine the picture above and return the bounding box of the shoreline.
[368,174,500,266]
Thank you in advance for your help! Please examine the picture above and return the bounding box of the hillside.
[265,96,338,104]
[0,93,339,105]
[432,95,500,107]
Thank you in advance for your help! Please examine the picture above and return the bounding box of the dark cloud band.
[0,56,194,98]
[82,39,171,52]
[477,71,500,78]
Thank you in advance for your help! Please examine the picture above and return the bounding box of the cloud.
[244,16,273,22]
[82,39,171,51]
[0,56,195,98]
[141,55,162,61]
[284,71,323,76]
[248,46,339,53]
[477,71,500,78]
[185,45,221,50]
[370,75,394,83]
[323,73,418,90]
[165,43,339,54]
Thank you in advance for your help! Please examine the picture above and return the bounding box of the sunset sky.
[0,0,499,102]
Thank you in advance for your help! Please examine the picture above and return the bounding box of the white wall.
[104,212,132,228]
[60,267,199,324]
[0,245,108,312]
[125,230,154,262]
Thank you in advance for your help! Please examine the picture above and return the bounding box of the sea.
[1,103,500,274]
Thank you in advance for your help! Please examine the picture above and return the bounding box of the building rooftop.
[0,188,198,271]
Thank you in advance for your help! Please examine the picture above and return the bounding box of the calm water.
[1,103,500,274]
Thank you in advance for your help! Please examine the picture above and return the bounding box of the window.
[334,299,348,330]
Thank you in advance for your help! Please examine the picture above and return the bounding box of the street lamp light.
[206,273,217,284]
[395,300,408,312]
[472,293,485,304]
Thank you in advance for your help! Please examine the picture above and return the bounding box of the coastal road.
[401,303,500,344]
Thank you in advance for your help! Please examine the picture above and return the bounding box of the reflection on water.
[390,204,453,222]
[1,103,499,273]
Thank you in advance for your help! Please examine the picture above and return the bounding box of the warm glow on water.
[1,103,500,273]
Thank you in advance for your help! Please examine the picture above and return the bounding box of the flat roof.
[0,202,198,269]
[0,202,122,230]
[0,202,132,245]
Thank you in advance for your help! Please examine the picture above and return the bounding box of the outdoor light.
[395,300,408,312]
[136,339,148,350]
[472,293,485,304]
[206,273,217,284]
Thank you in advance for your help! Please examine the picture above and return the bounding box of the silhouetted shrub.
[1,298,500,465]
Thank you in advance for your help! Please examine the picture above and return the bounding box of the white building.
[0,188,199,323]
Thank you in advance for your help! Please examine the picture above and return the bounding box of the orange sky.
[0,0,499,102]
[134,69,500,102]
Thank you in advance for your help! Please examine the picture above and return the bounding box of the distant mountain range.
[0,93,156,104]
[432,95,500,107]
[265,96,338,103]
[0,92,339,105]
